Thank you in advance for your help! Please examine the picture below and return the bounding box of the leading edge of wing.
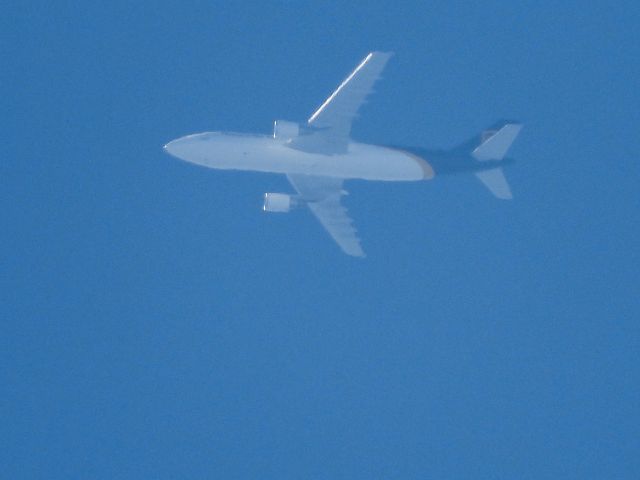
[304,51,393,144]
[286,174,365,258]
[308,51,393,124]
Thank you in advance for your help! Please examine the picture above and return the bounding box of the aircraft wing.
[287,174,365,257]
[293,51,393,154]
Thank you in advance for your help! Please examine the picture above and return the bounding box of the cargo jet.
[164,52,522,257]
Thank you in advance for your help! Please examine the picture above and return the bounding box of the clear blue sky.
[3,1,639,478]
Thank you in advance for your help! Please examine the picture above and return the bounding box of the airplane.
[163,52,522,257]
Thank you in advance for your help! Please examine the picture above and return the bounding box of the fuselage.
[163,131,512,181]
[164,132,435,181]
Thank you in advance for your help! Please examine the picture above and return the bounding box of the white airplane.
[164,52,522,257]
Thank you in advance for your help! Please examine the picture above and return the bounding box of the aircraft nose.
[163,135,200,162]
[163,139,179,156]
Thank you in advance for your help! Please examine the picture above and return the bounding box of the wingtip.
[370,50,395,59]
[347,247,367,258]
[494,119,523,128]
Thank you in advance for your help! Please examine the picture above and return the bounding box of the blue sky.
[2,1,639,478]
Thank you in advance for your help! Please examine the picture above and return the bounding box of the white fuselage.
[164,132,434,181]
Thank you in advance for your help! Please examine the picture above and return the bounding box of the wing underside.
[287,174,364,257]
[291,51,393,154]
[282,52,393,255]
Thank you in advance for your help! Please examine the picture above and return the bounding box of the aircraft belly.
[294,143,429,181]
[331,144,427,180]
[184,136,429,181]
[238,141,425,181]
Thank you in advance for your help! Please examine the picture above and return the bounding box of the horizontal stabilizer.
[473,124,522,161]
[475,168,513,200]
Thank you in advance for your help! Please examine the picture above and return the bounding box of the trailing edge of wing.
[287,174,365,257]
[307,197,365,257]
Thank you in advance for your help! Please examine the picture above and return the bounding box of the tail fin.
[459,121,522,200]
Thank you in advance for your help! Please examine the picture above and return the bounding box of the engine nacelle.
[273,120,299,141]
[263,193,295,213]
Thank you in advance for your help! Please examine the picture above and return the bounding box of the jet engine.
[263,193,297,213]
[273,120,299,141]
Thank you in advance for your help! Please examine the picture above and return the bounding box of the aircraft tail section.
[459,121,521,200]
